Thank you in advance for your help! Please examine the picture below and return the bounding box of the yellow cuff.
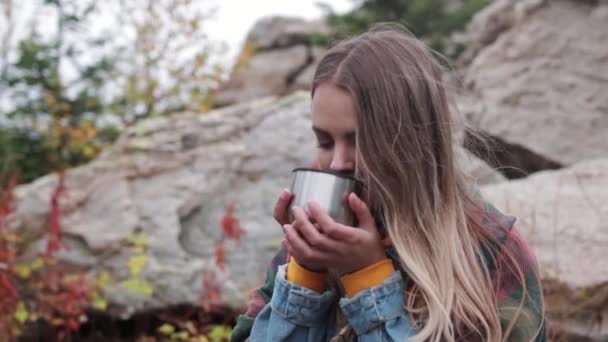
[286,257,326,293]
[340,258,395,297]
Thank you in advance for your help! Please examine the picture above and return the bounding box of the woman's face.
[311,82,358,175]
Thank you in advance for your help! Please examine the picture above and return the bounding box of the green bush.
[318,0,489,59]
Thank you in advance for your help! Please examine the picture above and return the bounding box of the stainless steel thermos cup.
[288,168,363,226]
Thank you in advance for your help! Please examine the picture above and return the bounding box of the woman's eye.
[316,141,333,149]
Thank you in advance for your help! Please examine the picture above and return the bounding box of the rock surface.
[463,0,608,166]
[15,93,317,317]
[481,158,608,340]
[244,16,329,50]
[456,0,545,66]
[214,45,311,107]
[482,159,608,289]
[214,17,329,107]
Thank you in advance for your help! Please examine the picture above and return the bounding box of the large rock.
[245,16,329,50]
[214,17,329,107]
[13,92,500,318]
[292,47,326,90]
[481,158,608,340]
[463,0,608,166]
[456,143,506,185]
[456,0,545,66]
[14,93,316,317]
[214,45,311,107]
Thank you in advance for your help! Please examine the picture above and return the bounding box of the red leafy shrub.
[0,171,95,340]
[201,203,246,312]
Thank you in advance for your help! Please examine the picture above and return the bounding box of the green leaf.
[125,232,150,248]
[171,331,190,341]
[91,291,108,311]
[14,302,29,324]
[208,325,232,341]
[158,323,175,335]
[120,278,154,296]
[30,257,45,271]
[13,263,32,279]
[95,271,112,288]
[127,254,148,277]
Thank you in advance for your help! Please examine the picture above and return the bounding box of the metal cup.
[288,168,363,226]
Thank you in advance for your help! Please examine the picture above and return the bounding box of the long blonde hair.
[312,25,542,341]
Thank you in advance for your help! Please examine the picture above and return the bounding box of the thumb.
[348,192,375,232]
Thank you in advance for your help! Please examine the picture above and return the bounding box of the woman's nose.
[329,147,354,172]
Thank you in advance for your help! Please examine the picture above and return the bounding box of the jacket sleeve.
[230,244,289,342]
[339,270,416,341]
[249,263,336,341]
[250,261,416,341]
[495,227,547,341]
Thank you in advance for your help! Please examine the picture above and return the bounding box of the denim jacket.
[249,263,415,341]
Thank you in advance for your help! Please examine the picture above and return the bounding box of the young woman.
[230,25,546,342]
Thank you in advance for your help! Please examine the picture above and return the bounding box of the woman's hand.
[283,192,386,275]
[273,188,294,226]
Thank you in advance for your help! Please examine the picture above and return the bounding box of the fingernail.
[282,224,288,233]
[280,189,290,199]
[306,202,316,215]
[352,192,362,205]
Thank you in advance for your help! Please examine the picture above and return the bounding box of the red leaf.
[0,172,18,220]
[0,273,17,299]
[220,203,244,241]
[47,171,66,256]
[200,271,221,312]
[37,269,93,339]
[215,240,226,272]
[67,318,80,332]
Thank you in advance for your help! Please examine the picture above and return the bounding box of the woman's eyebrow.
[312,126,356,138]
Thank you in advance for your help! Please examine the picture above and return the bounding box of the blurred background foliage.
[0,0,223,183]
[314,0,488,58]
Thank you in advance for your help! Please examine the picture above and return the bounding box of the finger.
[283,239,294,257]
[273,189,293,225]
[283,224,321,262]
[307,202,358,241]
[348,192,375,231]
[305,201,337,232]
[284,225,332,273]
[291,207,339,251]
[291,205,309,229]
